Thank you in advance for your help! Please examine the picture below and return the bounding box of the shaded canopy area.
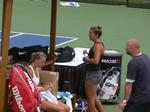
[0,0,57,111]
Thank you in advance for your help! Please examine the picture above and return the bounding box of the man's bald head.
[127,39,140,50]
[125,39,141,57]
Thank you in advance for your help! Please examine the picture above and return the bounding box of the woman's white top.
[28,65,58,104]
[28,65,40,85]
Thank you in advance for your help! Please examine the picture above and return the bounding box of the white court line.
[0,32,24,41]
[10,33,24,38]
[1,31,78,40]
[0,31,78,46]
[56,38,78,47]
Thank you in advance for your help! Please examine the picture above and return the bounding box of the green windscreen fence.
[63,0,150,8]
[127,0,150,8]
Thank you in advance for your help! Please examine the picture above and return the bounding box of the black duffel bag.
[55,46,75,62]
[9,45,49,61]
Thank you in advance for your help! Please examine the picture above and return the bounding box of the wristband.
[83,57,87,62]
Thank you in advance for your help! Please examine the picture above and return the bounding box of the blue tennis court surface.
[0,31,78,48]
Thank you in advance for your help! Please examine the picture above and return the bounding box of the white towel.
[40,90,58,104]
[61,96,73,112]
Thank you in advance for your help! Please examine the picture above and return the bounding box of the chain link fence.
[62,0,150,8]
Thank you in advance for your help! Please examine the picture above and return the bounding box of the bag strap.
[15,64,32,79]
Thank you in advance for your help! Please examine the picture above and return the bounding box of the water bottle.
[83,52,88,57]
[8,55,13,61]
[0,56,2,61]
[64,81,69,92]
[100,70,120,99]
[0,55,13,62]
[82,101,85,109]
